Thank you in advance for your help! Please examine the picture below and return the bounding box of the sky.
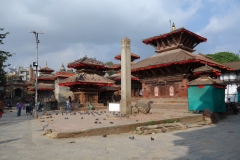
[1,0,240,73]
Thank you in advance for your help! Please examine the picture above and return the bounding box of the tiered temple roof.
[142,27,207,53]
[223,60,240,71]
[67,56,113,71]
[114,53,140,62]
[59,73,114,87]
[108,73,139,81]
[60,56,115,88]
[131,49,232,72]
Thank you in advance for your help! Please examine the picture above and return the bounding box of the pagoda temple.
[131,26,232,98]
[59,56,115,106]
[28,63,56,102]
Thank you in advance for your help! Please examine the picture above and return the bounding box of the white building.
[220,61,240,102]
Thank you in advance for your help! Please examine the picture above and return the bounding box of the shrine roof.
[58,73,115,87]
[193,65,221,73]
[114,53,140,61]
[100,85,120,91]
[223,60,240,71]
[108,74,139,81]
[28,83,54,91]
[68,56,110,70]
[131,49,232,72]
[188,77,225,86]
[39,66,54,72]
[36,74,56,80]
[142,27,207,45]
[55,71,75,78]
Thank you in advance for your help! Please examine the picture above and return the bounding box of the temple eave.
[131,59,232,73]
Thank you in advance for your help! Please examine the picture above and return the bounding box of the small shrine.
[188,65,226,112]
[4,74,28,102]
[28,63,57,110]
[59,56,115,106]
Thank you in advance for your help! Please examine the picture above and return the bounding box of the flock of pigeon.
[44,110,155,141]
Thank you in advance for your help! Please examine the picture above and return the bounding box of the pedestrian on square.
[0,99,4,118]
[66,99,70,112]
[16,101,24,116]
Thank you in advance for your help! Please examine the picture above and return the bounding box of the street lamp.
[29,30,45,119]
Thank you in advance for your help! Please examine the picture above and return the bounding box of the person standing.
[66,99,70,112]
[16,101,23,116]
[0,99,4,118]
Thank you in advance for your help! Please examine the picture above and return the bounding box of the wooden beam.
[165,67,172,74]
[150,69,158,77]
[149,44,157,50]
[178,32,183,44]
[184,63,193,73]
[158,68,166,75]
[172,35,178,45]
[160,39,167,48]
[166,37,171,47]
[186,37,195,48]
[156,40,161,50]
[192,41,200,49]
[180,33,187,45]
[144,70,151,77]
[175,65,184,73]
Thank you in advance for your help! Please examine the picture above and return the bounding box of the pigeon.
[94,121,98,124]
[129,136,134,140]
[109,122,114,124]
[95,118,99,121]
[126,116,129,118]
[98,122,101,124]
[103,118,106,120]
[151,137,154,141]
[56,112,58,115]
[136,120,138,122]
[103,135,107,137]
[81,117,83,119]
[66,117,68,119]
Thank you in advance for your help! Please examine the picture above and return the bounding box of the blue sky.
[1,0,240,72]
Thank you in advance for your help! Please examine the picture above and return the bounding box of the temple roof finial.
[172,22,176,31]
[46,62,48,67]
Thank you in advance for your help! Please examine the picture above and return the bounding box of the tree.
[206,52,240,63]
[105,61,117,76]
[0,28,12,86]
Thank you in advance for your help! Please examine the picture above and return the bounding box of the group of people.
[16,100,44,116]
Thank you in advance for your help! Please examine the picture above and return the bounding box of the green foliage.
[165,119,180,123]
[105,61,117,76]
[206,52,240,63]
[147,120,155,126]
[0,28,12,86]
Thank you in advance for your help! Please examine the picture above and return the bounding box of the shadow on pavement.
[0,138,21,145]
[172,115,240,159]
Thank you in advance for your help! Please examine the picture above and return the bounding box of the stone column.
[121,37,132,115]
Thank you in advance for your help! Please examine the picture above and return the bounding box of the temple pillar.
[121,37,132,115]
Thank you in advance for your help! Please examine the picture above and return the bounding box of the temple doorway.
[15,88,22,97]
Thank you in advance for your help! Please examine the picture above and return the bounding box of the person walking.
[16,101,24,116]
[66,99,70,112]
[0,99,4,118]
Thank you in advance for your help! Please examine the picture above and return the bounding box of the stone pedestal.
[120,37,132,115]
